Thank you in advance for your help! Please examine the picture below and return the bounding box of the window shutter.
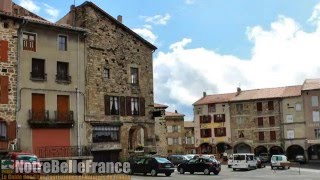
[208,115,212,122]
[104,95,110,115]
[0,40,8,62]
[179,137,182,145]
[167,126,172,133]
[191,137,195,144]
[222,114,226,122]
[139,97,145,116]
[0,76,9,104]
[120,96,126,116]
[200,129,203,137]
[168,138,173,145]
[126,96,131,115]
[7,120,16,141]
[214,128,217,136]
[199,116,203,123]
[223,127,226,136]
[178,125,181,132]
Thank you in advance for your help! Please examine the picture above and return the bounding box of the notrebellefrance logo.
[1,159,14,173]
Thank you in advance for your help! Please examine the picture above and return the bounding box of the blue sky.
[14,0,320,120]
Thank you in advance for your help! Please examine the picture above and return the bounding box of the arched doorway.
[234,143,251,153]
[308,144,320,160]
[128,125,147,151]
[286,145,304,161]
[216,142,232,154]
[254,146,268,156]
[269,146,284,156]
[198,143,214,154]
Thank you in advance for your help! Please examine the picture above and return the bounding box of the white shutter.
[185,138,188,144]
[178,126,181,132]
[168,138,173,145]
[313,111,320,122]
[167,126,172,133]
[295,103,302,111]
[312,96,319,107]
[179,137,182,145]
[191,137,195,144]
[286,115,293,123]
[287,130,294,139]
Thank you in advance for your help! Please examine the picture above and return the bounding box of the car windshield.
[185,155,193,160]
[272,156,283,161]
[155,157,170,163]
[17,155,38,162]
[234,155,246,160]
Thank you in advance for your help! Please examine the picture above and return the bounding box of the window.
[200,129,212,138]
[270,131,276,141]
[130,67,139,84]
[257,102,262,111]
[31,58,46,80]
[214,114,225,122]
[269,116,275,126]
[131,97,139,115]
[313,111,320,122]
[173,138,180,145]
[0,122,7,140]
[286,114,293,123]
[58,35,67,51]
[196,107,202,115]
[0,76,9,104]
[312,96,319,107]
[167,138,173,145]
[208,103,216,112]
[258,117,263,127]
[186,137,194,144]
[287,130,294,139]
[268,101,274,110]
[172,125,180,132]
[295,103,302,111]
[56,62,70,82]
[259,132,264,141]
[200,115,211,123]
[92,126,120,142]
[110,96,119,115]
[236,104,243,112]
[0,40,8,62]
[238,130,244,138]
[236,117,244,124]
[315,129,320,139]
[214,127,226,137]
[103,68,109,79]
[23,33,36,51]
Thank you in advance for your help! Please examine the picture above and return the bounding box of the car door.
[143,158,154,174]
[197,158,207,172]
[186,158,197,172]
[134,158,146,173]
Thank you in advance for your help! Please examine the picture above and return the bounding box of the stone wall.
[166,116,185,154]
[155,116,168,156]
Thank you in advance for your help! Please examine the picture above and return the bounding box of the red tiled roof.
[193,93,236,105]
[154,103,168,108]
[282,85,302,97]
[165,111,185,117]
[184,121,195,128]
[302,79,320,91]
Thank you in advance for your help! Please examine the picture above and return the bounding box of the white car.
[271,155,290,169]
[232,153,257,170]
[228,155,233,168]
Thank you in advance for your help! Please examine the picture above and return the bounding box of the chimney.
[0,0,12,14]
[175,110,178,113]
[117,15,122,23]
[236,87,241,96]
[203,91,207,97]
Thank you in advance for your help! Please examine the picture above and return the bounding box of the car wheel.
[128,169,134,175]
[204,168,210,175]
[190,171,194,174]
[165,172,171,176]
[213,170,219,175]
[271,166,274,170]
[150,169,158,176]
[179,168,185,174]
[228,165,232,168]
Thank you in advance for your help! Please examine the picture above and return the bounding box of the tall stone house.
[184,121,196,154]
[165,111,185,155]
[1,1,92,165]
[154,103,168,156]
[302,79,320,160]
[58,1,157,161]
[193,92,233,156]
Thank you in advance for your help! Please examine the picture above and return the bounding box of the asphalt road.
[130,165,320,180]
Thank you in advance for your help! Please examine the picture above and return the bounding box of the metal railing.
[55,74,71,83]
[34,146,91,158]
[28,110,49,121]
[30,72,47,81]
[54,111,74,121]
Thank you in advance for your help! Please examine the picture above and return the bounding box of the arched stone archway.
[128,125,148,151]
[198,143,214,154]
[254,146,268,156]
[286,145,304,161]
[216,142,232,154]
[308,144,320,160]
[234,143,251,153]
[269,146,284,156]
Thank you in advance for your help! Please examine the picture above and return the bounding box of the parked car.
[200,154,216,159]
[167,155,189,166]
[177,157,221,175]
[227,155,233,168]
[185,154,200,160]
[128,156,174,176]
[294,154,306,164]
[271,155,290,169]
[256,157,265,168]
[232,153,257,171]
[258,153,270,163]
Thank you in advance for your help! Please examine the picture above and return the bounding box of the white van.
[232,153,257,171]
[271,155,290,169]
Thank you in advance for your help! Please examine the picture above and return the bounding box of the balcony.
[34,146,91,159]
[30,72,47,81]
[56,74,71,84]
[28,110,74,128]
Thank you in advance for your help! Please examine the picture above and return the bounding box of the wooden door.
[57,95,69,121]
[32,94,45,120]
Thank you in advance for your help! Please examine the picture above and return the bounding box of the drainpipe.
[77,33,81,155]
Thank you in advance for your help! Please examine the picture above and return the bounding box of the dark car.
[258,153,270,163]
[177,157,221,175]
[294,155,306,164]
[128,156,174,176]
[256,157,265,168]
[167,155,189,166]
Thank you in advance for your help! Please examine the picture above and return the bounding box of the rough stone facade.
[165,112,185,155]
[184,121,196,154]
[230,100,282,154]
[58,2,156,160]
[154,107,168,156]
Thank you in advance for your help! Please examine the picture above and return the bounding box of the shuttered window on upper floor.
[0,76,9,104]
[0,40,8,62]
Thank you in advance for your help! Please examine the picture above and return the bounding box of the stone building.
[193,92,234,156]
[58,1,157,161]
[154,103,168,156]
[165,111,185,155]
[302,79,320,160]
[184,121,196,154]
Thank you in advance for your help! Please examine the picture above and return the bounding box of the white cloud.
[142,13,171,25]
[43,3,59,22]
[185,0,196,5]
[133,28,157,44]
[19,0,40,13]
[154,5,320,109]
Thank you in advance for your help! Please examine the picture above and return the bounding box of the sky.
[13,0,320,120]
